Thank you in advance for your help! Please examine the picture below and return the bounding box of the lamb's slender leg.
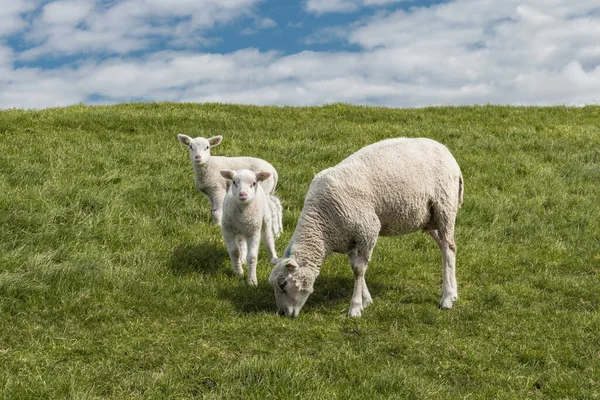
[261,218,278,264]
[237,236,247,265]
[348,250,370,317]
[223,231,243,276]
[428,229,458,309]
[210,192,225,225]
[245,234,261,287]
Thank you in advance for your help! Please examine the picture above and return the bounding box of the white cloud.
[239,16,277,34]
[41,0,94,25]
[2,0,600,109]
[18,0,264,59]
[304,26,348,45]
[259,17,277,29]
[0,0,38,37]
[305,0,408,14]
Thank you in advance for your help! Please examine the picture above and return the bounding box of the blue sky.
[1,0,599,109]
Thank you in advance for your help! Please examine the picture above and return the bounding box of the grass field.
[0,103,599,398]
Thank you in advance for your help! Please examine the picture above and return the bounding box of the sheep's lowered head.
[220,169,271,204]
[268,257,317,318]
[177,134,222,165]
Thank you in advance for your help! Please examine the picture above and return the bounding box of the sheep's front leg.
[348,250,371,317]
[261,218,278,265]
[245,234,261,287]
[429,230,458,309]
[223,231,244,277]
[237,236,247,264]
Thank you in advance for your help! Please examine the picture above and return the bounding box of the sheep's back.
[307,138,461,236]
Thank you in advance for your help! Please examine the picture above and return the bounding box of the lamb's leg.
[261,218,278,264]
[245,234,261,287]
[223,231,244,277]
[210,191,225,225]
[348,250,370,317]
[237,236,247,264]
[429,229,458,309]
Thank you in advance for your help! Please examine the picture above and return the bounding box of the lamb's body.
[269,138,463,317]
[221,169,283,286]
[178,134,278,224]
[193,156,278,224]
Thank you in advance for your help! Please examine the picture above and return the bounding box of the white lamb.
[220,169,283,286]
[177,134,278,224]
[268,137,464,318]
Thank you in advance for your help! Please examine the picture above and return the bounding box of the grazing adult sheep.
[177,134,278,224]
[220,169,283,286]
[269,137,464,318]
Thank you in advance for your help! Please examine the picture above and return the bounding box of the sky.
[1,0,600,109]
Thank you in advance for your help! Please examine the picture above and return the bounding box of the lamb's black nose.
[278,310,285,316]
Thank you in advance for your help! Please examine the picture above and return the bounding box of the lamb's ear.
[256,171,271,182]
[208,136,223,147]
[220,170,235,180]
[177,134,192,145]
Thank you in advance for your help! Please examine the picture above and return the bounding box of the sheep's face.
[268,258,316,318]
[220,169,271,204]
[177,134,222,165]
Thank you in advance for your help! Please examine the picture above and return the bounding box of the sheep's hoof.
[233,268,244,277]
[247,279,258,287]
[348,307,363,318]
[362,294,373,308]
[439,297,456,310]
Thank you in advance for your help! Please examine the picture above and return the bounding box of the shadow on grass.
[168,241,228,275]
[218,273,388,315]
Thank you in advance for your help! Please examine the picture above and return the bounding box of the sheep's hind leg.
[428,229,458,309]
[348,250,371,317]
[210,191,225,225]
[261,218,278,265]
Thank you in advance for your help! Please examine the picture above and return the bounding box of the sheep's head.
[268,258,316,318]
[220,169,270,204]
[177,134,222,165]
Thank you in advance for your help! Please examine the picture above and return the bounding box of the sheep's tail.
[458,174,464,207]
[270,169,279,194]
[268,194,283,238]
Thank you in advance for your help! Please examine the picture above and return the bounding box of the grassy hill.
[0,103,599,398]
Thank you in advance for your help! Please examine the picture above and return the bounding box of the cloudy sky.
[1,0,599,109]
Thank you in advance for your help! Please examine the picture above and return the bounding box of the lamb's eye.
[251,182,256,188]
[205,146,209,150]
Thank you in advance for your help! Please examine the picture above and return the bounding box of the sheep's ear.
[256,171,271,182]
[285,259,299,271]
[220,170,235,180]
[177,134,191,145]
[208,136,223,147]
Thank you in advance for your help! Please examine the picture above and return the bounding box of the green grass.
[1,102,599,399]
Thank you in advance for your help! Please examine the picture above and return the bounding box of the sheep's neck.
[289,211,329,271]
[192,160,219,190]
[192,161,210,179]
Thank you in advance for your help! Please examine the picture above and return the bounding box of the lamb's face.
[268,258,315,318]
[177,134,222,165]
[220,169,271,204]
